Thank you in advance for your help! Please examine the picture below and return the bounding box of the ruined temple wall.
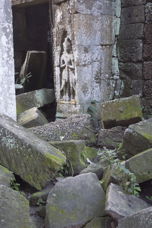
[54,0,121,113]
[0,0,16,120]
[119,0,152,116]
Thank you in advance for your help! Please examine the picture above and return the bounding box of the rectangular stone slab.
[0,115,66,190]
[101,95,143,128]
[16,88,55,114]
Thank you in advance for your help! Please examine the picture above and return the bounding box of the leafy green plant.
[100,148,141,196]
[146,196,152,201]
[10,179,20,192]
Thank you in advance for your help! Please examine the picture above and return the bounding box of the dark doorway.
[12,2,54,93]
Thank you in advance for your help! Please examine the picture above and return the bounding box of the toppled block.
[0,165,15,187]
[50,140,97,175]
[125,148,152,183]
[0,185,33,228]
[105,183,150,221]
[45,173,105,228]
[0,115,66,190]
[118,207,152,228]
[101,95,143,128]
[31,114,96,145]
[80,163,104,180]
[16,88,55,114]
[17,107,48,128]
[97,126,126,149]
[119,118,152,157]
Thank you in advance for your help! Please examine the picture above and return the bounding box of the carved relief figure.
[60,37,76,101]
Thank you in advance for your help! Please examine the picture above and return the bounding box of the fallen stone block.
[119,118,152,157]
[105,183,150,221]
[97,126,126,149]
[50,140,98,175]
[0,115,66,190]
[16,88,55,114]
[125,148,152,183]
[80,163,104,180]
[0,185,33,228]
[31,114,96,145]
[17,107,48,128]
[101,95,143,128]
[0,165,15,187]
[45,173,105,228]
[118,207,152,228]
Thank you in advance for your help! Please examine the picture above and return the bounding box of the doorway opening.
[12,1,56,122]
[12,2,54,93]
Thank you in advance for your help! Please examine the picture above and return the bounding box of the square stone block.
[143,44,152,60]
[119,40,143,62]
[143,62,152,79]
[144,24,152,44]
[121,6,145,24]
[119,23,144,40]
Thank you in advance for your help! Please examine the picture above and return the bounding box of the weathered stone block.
[119,40,143,62]
[118,207,152,228]
[121,6,145,24]
[119,62,142,80]
[49,140,97,175]
[71,0,113,16]
[126,148,152,183]
[144,24,152,44]
[143,80,152,97]
[101,95,143,128]
[131,80,143,95]
[0,185,33,228]
[141,98,152,116]
[31,114,96,145]
[45,173,105,228]
[119,23,144,40]
[17,107,48,128]
[121,0,146,7]
[0,165,15,187]
[143,44,152,60]
[119,118,152,157]
[105,183,150,221]
[0,115,66,190]
[143,62,152,79]
[145,3,152,24]
[16,89,55,114]
[80,163,104,180]
[73,14,113,46]
[97,126,126,149]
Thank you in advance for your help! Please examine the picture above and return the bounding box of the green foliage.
[101,148,141,196]
[146,196,152,201]
[10,179,20,192]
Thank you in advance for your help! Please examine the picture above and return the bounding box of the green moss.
[45,152,66,169]
[82,146,98,162]
[0,165,13,175]
[140,133,152,142]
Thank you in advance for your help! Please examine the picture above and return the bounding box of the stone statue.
[60,37,76,101]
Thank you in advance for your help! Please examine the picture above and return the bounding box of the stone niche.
[53,0,115,114]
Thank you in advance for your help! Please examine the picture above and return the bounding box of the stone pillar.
[53,0,116,114]
[0,0,16,120]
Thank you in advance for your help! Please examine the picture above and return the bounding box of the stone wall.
[53,0,120,114]
[0,0,16,120]
[119,0,152,116]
